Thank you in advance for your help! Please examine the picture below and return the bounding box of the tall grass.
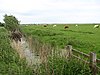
[24,32,92,75]
[29,41,92,75]
[0,28,34,75]
[36,57,92,75]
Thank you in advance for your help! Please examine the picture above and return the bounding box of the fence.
[66,45,100,75]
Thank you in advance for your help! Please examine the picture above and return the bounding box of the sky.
[0,0,100,24]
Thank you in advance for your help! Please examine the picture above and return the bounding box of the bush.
[3,14,20,31]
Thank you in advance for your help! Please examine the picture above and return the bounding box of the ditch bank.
[11,36,41,66]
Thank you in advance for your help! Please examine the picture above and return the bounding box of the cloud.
[0,0,100,24]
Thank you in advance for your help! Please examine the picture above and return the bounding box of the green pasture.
[21,24,100,58]
[0,25,97,75]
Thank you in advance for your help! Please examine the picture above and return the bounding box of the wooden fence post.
[66,45,72,58]
[90,52,97,75]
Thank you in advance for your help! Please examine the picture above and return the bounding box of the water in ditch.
[11,37,41,66]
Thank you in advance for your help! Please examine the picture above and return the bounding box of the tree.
[3,14,22,42]
[3,14,20,31]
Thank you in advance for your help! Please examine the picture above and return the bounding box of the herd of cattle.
[24,24,99,29]
[42,24,99,29]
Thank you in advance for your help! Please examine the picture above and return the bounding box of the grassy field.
[21,24,100,58]
[1,24,100,75]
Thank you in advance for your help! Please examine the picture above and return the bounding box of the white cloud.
[0,0,100,24]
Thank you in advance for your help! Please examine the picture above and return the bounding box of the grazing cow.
[94,25,99,28]
[44,25,47,27]
[25,25,28,26]
[75,24,78,27]
[53,25,56,27]
[64,25,69,29]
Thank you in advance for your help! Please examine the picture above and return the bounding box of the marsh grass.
[35,53,92,75]
[0,28,34,75]
[24,34,92,75]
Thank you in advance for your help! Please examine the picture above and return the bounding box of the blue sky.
[0,0,100,24]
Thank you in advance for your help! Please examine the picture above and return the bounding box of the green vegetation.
[20,24,100,74]
[1,23,100,75]
[3,14,20,31]
[36,56,91,75]
[0,27,92,75]
[0,28,33,75]
[0,22,4,27]
[21,24,100,58]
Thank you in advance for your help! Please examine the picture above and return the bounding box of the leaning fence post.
[66,45,72,58]
[90,52,97,75]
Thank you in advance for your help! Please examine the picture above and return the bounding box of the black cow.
[64,25,69,29]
